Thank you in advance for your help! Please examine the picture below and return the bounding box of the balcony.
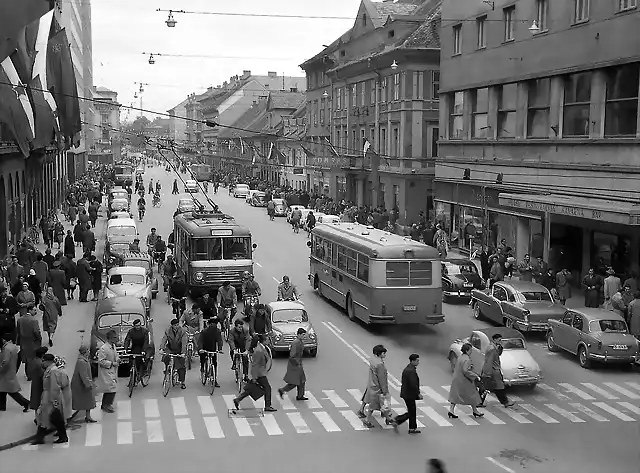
[342,155,435,175]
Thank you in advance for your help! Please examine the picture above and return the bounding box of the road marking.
[340,410,368,430]
[321,322,369,364]
[421,385,449,404]
[605,383,640,399]
[478,410,506,425]
[419,406,452,427]
[486,457,516,473]
[52,441,69,449]
[276,393,297,410]
[175,418,195,440]
[519,404,559,423]
[347,388,364,404]
[203,416,225,438]
[232,417,254,436]
[352,344,369,359]
[171,397,188,416]
[618,402,640,416]
[117,422,133,444]
[372,412,394,429]
[581,383,618,399]
[260,413,283,435]
[538,383,572,401]
[440,407,478,426]
[117,400,131,420]
[287,412,311,433]
[326,321,342,333]
[625,382,640,392]
[593,402,635,421]
[198,395,215,415]
[272,277,280,283]
[146,420,164,442]
[497,407,532,424]
[323,390,349,408]
[143,398,160,418]
[389,396,402,406]
[85,422,102,446]
[545,404,585,423]
[304,392,323,409]
[559,383,595,400]
[314,411,341,432]
[222,395,237,410]
[255,262,262,268]
[250,397,264,409]
[569,403,609,422]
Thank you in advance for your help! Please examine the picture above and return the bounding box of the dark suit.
[396,363,420,430]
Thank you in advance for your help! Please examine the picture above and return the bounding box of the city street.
[3,165,639,473]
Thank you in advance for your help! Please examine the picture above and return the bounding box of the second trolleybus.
[191,163,212,181]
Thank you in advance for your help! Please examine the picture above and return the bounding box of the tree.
[131,116,151,132]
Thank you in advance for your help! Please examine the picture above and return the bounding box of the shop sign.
[501,198,604,219]
[308,156,350,168]
[293,167,304,175]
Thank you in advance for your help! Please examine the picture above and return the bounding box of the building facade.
[91,86,121,165]
[167,98,189,142]
[300,0,442,224]
[438,0,640,279]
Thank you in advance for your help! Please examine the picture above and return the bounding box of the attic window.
[340,50,346,57]
[362,14,367,26]
[290,87,298,92]
[264,84,270,88]
[388,30,395,38]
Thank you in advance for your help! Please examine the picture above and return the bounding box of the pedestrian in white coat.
[96,330,120,413]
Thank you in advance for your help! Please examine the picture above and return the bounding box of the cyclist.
[170,272,188,316]
[162,254,177,293]
[214,182,219,194]
[290,207,302,232]
[227,319,250,380]
[146,228,158,253]
[137,196,146,221]
[153,236,167,269]
[199,318,223,388]
[180,303,204,354]
[267,200,275,221]
[306,211,316,234]
[216,281,237,324]
[277,275,299,301]
[160,319,187,389]
[241,272,261,298]
[129,237,141,252]
[152,190,161,207]
[199,290,218,322]
[123,318,151,381]
[249,304,272,337]
[155,181,161,194]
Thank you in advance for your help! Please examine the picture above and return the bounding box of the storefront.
[499,193,640,279]
[434,181,544,260]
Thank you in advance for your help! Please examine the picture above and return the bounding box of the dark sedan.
[442,259,485,303]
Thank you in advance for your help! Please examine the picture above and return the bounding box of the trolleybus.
[191,163,212,181]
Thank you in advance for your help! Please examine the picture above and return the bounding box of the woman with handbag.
[362,344,397,429]
[31,353,71,445]
[447,343,484,418]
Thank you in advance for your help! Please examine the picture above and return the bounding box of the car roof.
[236,183,249,187]
[95,296,146,314]
[444,259,474,265]
[108,266,146,275]
[186,180,196,184]
[476,327,524,340]
[107,218,136,228]
[267,301,305,311]
[571,308,626,321]
[496,280,547,292]
[121,251,152,261]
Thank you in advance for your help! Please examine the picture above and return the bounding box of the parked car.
[184,180,199,193]
[470,280,566,332]
[448,327,541,388]
[176,198,197,215]
[109,210,133,220]
[108,188,128,205]
[246,189,261,203]
[105,218,138,271]
[250,192,268,207]
[442,259,485,303]
[286,205,307,223]
[102,266,153,315]
[121,251,158,299]
[547,308,640,369]
[90,296,153,377]
[233,184,250,198]
[271,198,287,217]
[267,301,318,357]
[317,214,340,224]
[108,198,129,218]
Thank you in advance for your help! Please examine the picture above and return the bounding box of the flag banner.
[240,136,245,154]
[300,144,315,158]
[363,137,371,157]
[267,142,274,161]
[0,0,54,63]
[0,57,35,156]
[274,146,287,165]
[324,137,340,157]
[28,74,56,149]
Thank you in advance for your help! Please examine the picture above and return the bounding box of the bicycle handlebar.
[126,353,146,358]
[199,350,223,355]
[159,351,185,358]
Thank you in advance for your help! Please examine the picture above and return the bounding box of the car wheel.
[309,348,318,357]
[448,352,458,373]
[346,293,356,322]
[472,303,483,320]
[578,346,591,369]
[546,332,559,352]
[314,275,323,297]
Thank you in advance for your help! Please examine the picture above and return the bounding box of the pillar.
[516,217,530,262]
[543,212,551,263]
[581,228,591,274]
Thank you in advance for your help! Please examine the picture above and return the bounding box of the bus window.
[331,243,338,267]
[357,254,369,282]
[410,261,433,286]
[386,261,433,286]
[192,238,222,260]
[337,246,346,270]
[314,237,325,259]
[323,240,332,264]
[386,262,410,286]
[223,238,251,260]
[346,250,357,277]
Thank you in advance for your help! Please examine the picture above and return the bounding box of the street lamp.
[148,54,155,64]
[390,60,398,70]
[528,20,540,33]
[322,91,328,98]
[166,11,177,27]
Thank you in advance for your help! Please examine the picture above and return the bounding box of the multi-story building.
[437,0,640,279]
[167,98,189,142]
[300,0,442,223]
[91,86,121,164]
[276,102,309,190]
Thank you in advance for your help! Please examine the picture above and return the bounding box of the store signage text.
[308,156,350,169]
[503,198,603,219]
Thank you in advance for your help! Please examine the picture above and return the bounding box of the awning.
[499,193,640,226]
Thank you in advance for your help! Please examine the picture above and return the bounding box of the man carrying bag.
[233,334,277,412]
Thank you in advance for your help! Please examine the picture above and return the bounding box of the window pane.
[346,250,358,276]
[386,261,409,286]
[606,64,640,100]
[410,261,433,286]
[191,238,222,261]
[500,84,517,110]
[357,254,369,282]
[337,246,346,270]
[450,116,464,138]
[472,113,488,138]
[474,88,489,112]
[331,243,338,267]
[527,109,549,137]
[565,72,592,104]
[563,104,590,136]
[453,92,464,114]
[223,238,250,260]
[528,78,550,107]
[605,101,639,136]
[498,111,517,137]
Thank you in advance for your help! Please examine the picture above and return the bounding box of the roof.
[107,266,147,276]
[217,100,268,139]
[107,218,136,228]
[371,0,425,25]
[95,86,116,94]
[174,212,251,237]
[95,296,146,315]
[120,251,152,261]
[496,280,548,292]
[476,327,524,340]
[269,92,306,110]
[572,308,626,321]
[267,301,305,311]
[402,3,441,48]
[443,258,473,264]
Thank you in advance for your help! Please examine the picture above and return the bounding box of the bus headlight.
[194,272,204,281]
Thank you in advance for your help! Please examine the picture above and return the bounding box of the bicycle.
[171,297,187,318]
[292,219,300,234]
[138,208,145,221]
[218,306,233,339]
[160,352,184,397]
[152,196,162,207]
[127,353,152,398]
[185,330,200,371]
[199,349,222,395]
[233,351,250,394]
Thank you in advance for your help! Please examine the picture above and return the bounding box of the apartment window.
[604,64,639,136]
[574,0,589,22]
[351,84,357,108]
[344,131,349,151]
[618,0,637,11]
[453,25,462,55]
[320,98,326,125]
[393,73,400,101]
[370,79,376,104]
[336,87,342,110]
[431,127,439,157]
[360,82,366,106]
[362,14,367,26]
[341,87,346,110]
[472,88,489,138]
[313,100,318,126]
[503,6,515,41]
[476,16,486,48]
[449,92,464,139]
[392,127,400,157]
[498,83,517,138]
[527,78,551,138]
[380,127,387,153]
[535,0,549,31]
[413,72,424,99]
[381,78,388,102]
[361,129,366,149]
[563,72,592,136]
[392,185,399,209]
[352,129,358,151]
[370,127,375,144]
[432,71,440,100]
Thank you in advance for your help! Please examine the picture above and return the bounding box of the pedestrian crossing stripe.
[19,382,640,449]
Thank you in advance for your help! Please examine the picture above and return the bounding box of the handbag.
[243,379,265,401]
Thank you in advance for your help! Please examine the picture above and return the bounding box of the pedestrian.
[362,344,397,429]
[27,269,42,305]
[76,252,92,302]
[54,221,64,249]
[611,286,630,320]
[28,346,48,415]
[277,328,308,401]
[47,260,68,306]
[79,209,89,228]
[172,179,179,195]
[16,307,43,378]
[582,268,602,308]
[67,204,77,224]
[88,201,99,228]
[448,343,484,418]
[17,280,36,316]
[32,253,48,293]
[31,353,71,445]
[0,332,30,412]
[517,255,534,282]
[481,333,514,407]
[39,215,50,247]
[83,226,96,254]
[603,267,621,310]
[7,255,24,287]
[73,221,84,247]
[39,287,62,347]
[64,230,75,258]
[392,353,422,434]
[71,345,97,423]
[63,255,77,300]
[556,268,572,305]
[233,333,277,412]
[0,284,18,342]
[88,255,103,301]
[96,330,120,413]
[628,291,640,339]
[42,248,55,270]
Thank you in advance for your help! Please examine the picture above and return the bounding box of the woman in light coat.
[448,343,483,418]
[32,354,71,444]
[362,344,396,429]
[71,345,96,422]
[96,330,119,413]
[39,287,62,347]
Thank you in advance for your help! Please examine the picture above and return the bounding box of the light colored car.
[317,214,341,224]
[109,211,132,220]
[547,308,640,368]
[246,189,261,203]
[184,180,199,193]
[286,205,307,223]
[121,252,159,299]
[267,301,318,357]
[448,327,541,388]
[176,198,196,214]
[271,198,287,216]
[102,266,153,315]
[233,184,250,198]
[250,192,267,207]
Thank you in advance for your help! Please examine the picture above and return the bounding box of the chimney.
[268,71,277,78]
[242,70,251,79]
[207,86,213,91]
[223,81,228,87]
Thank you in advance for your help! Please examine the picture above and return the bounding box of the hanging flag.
[10,19,40,85]
[324,137,340,157]
[300,144,315,158]
[267,142,274,161]
[239,136,245,154]
[228,139,232,150]
[363,137,371,156]
[28,74,56,149]
[0,56,36,156]
[273,146,287,165]
[0,0,54,63]
[32,10,58,133]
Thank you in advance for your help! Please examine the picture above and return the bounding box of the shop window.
[527,78,551,138]
[459,207,484,254]
[498,83,517,138]
[449,92,464,139]
[472,88,489,138]
[563,72,592,136]
[604,64,639,137]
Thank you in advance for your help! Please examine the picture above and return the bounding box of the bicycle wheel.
[140,359,152,387]
[200,358,207,386]
[162,369,171,397]
[235,366,242,393]
[209,364,216,395]
[128,364,136,398]
[186,349,192,371]
[172,368,180,387]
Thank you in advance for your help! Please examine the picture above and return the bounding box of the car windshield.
[111,200,128,208]
[446,263,477,275]
[272,308,308,323]
[110,274,145,285]
[501,338,525,350]
[273,199,284,205]
[520,291,552,302]
[98,313,144,329]
[237,185,249,190]
[107,226,136,238]
[110,243,130,253]
[591,319,628,333]
[111,193,127,200]
[124,260,150,270]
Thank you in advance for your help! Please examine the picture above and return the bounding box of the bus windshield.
[114,165,133,175]
[191,237,252,261]
[107,226,137,238]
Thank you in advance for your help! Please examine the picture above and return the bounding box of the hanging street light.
[148,53,155,64]
[528,20,540,33]
[390,60,398,70]
[166,10,177,27]
[322,91,329,98]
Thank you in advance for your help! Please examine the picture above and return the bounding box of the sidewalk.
[0,205,108,450]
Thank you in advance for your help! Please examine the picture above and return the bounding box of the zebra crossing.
[22,381,640,449]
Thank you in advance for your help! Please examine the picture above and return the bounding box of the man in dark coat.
[7,256,24,287]
[16,242,34,273]
[83,228,96,254]
[88,255,103,301]
[277,328,307,401]
[0,284,19,342]
[32,254,49,292]
[16,307,42,378]
[42,248,55,270]
[76,253,93,303]
[88,202,99,228]
[47,261,68,306]
[582,268,603,308]
[394,353,423,434]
